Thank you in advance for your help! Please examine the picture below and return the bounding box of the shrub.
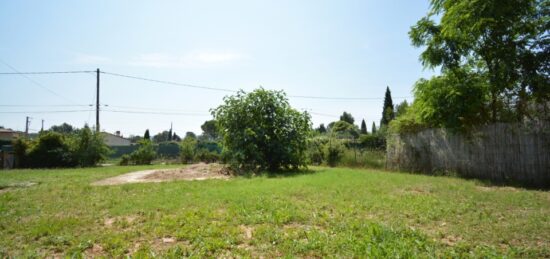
[12,138,29,168]
[359,134,386,150]
[180,136,197,164]
[325,141,345,167]
[27,132,75,168]
[307,137,328,165]
[212,88,311,172]
[194,148,220,163]
[119,154,130,166]
[128,140,156,165]
[72,126,111,167]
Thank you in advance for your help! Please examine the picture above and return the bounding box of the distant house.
[102,131,132,146]
[0,128,20,143]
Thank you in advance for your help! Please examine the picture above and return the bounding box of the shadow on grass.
[233,167,324,179]
[402,169,550,191]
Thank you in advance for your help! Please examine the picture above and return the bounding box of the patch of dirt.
[440,235,463,246]
[104,215,138,228]
[240,225,254,240]
[85,244,104,257]
[92,163,232,186]
[0,181,38,194]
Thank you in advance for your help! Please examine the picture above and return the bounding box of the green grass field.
[0,165,548,257]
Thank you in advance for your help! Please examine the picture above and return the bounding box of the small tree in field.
[212,88,311,172]
[180,135,197,164]
[73,125,111,167]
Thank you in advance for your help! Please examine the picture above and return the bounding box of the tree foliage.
[409,0,549,123]
[13,126,111,168]
[180,135,197,164]
[72,125,111,167]
[49,123,75,134]
[317,123,327,134]
[394,100,410,118]
[153,130,173,143]
[339,112,355,125]
[200,120,219,141]
[127,139,156,165]
[212,88,311,172]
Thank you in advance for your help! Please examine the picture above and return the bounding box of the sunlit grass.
[0,165,548,257]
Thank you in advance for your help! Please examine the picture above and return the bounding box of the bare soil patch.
[92,163,232,186]
[0,181,38,194]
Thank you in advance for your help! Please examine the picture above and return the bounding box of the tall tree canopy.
[410,0,549,123]
[49,123,75,134]
[317,123,327,134]
[340,112,355,124]
[200,120,219,140]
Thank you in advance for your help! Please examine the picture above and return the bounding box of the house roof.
[0,128,18,133]
[101,131,130,141]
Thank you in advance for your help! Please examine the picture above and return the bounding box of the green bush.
[127,140,156,165]
[194,148,220,163]
[307,137,328,165]
[119,154,130,166]
[359,134,386,150]
[12,126,110,168]
[212,88,311,172]
[12,138,29,168]
[324,141,345,167]
[72,126,111,167]
[180,136,197,164]
[26,132,75,168]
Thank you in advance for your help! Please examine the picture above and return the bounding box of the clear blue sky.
[0,0,436,137]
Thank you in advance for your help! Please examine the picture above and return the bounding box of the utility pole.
[41,119,44,132]
[96,68,100,132]
[25,116,30,137]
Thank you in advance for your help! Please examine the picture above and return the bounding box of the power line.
[103,109,210,116]
[1,67,412,101]
[101,70,411,100]
[105,104,208,113]
[0,71,95,75]
[0,110,93,114]
[0,104,92,107]
[100,71,236,93]
[0,59,81,104]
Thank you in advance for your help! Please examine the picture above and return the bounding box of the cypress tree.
[360,119,367,134]
[371,122,377,134]
[381,86,395,126]
[144,129,150,140]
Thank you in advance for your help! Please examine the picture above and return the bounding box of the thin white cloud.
[129,50,244,68]
[73,53,112,65]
